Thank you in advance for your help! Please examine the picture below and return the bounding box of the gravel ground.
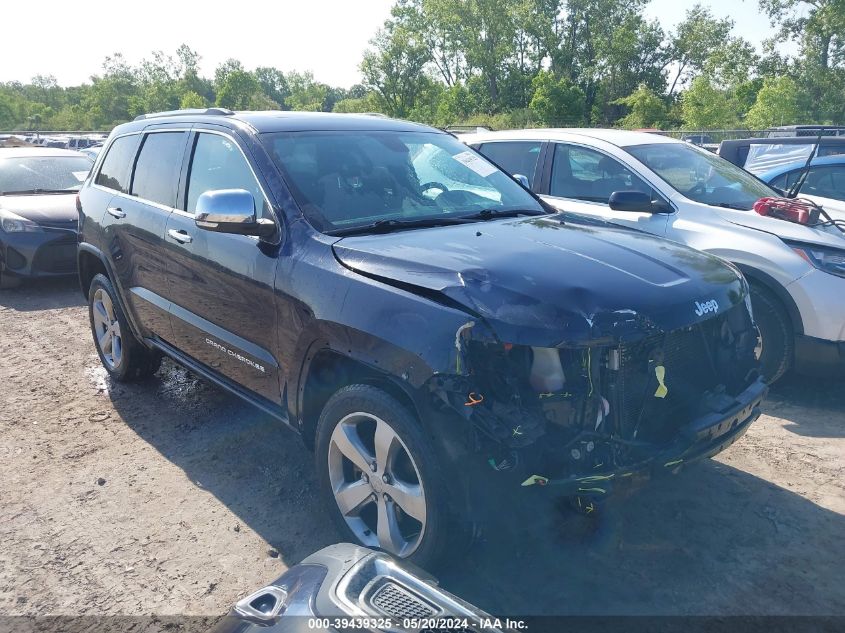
[0,278,843,619]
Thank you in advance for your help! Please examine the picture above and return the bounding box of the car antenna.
[786,128,826,199]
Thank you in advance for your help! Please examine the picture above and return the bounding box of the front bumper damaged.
[423,298,765,503]
[520,376,767,496]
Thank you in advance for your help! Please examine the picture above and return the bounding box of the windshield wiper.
[0,188,78,196]
[329,216,476,236]
[458,208,548,221]
[715,202,751,211]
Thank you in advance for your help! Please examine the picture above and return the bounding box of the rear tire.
[749,283,792,383]
[88,273,161,382]
[315,384,459,569]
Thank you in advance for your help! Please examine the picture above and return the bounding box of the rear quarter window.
[95,134,141,193]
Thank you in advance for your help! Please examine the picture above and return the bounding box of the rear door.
[94,130,187,340]
[538,142,670,236]
[163,129,284,405]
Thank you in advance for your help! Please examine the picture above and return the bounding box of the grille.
[32,236,77,273]
[369,581,437,619]
[618,316,725,443]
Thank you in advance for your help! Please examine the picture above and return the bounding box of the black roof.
[112,109,438,136]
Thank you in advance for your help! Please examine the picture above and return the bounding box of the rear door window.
[95,134,141,193]
[130,132,187,207]
[477,141,542,187]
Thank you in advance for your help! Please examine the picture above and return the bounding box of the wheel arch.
[77,243,110,298]
[297,347,423,450]
[734,263,804,335]
[78,243,146,344]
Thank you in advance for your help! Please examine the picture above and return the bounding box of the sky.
[0,0,790,88]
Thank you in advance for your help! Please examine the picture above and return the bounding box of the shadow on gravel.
[102,360,844,616]
[0,277,82,311]
[101,360,339,566]
[440,459,845,615]
[764,373,845,439]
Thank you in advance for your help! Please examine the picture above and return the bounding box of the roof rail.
[133,108,235,122]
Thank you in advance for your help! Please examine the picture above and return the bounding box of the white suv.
[466,129,845,382]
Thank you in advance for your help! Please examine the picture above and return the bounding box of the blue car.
[758,154,845,219]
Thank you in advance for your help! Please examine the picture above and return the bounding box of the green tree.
[667,5,734,94]
[759,0,845,71]
[361,19,431,117]
[681,75,739,129]
[613,84,668,128]
[285,71,329,111]
[528,70,585,125]
[435,83,477,125]
[254,67,289,108]
[84,53,140,127]
[215,64,261,110]
[745,76,800,128]
[180,91,207,109]
[332,93,383,113]
[552,0,667,122]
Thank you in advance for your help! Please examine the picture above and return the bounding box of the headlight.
[0,209,41,233]
[786,241,845,279]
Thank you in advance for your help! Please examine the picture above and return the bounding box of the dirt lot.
[1,278,843,618]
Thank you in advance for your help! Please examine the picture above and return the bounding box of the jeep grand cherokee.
[77,109,766,568]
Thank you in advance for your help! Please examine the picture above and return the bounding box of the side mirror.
[608,190,670,214]
[195,189,276,238]
[513,173,530,188]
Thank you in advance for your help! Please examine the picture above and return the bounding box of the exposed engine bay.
[429,302,761,495]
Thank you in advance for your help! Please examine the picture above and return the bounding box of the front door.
[163,130,284,406]
[540,143,670,236]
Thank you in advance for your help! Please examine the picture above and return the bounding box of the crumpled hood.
[0,193,78,223]
[333,216,747,347]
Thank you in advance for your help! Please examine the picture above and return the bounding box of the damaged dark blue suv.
[77,109,766,568]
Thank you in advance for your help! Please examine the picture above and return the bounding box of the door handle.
[107,206,126,219]
[168,229,193,244]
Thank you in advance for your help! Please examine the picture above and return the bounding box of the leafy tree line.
[1,0,843,132]
[0,44,368,131]
[359,0,845,129]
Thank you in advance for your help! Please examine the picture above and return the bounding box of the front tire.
[88,273,161,382]
[315,384,455,569]
[750,283,792,383]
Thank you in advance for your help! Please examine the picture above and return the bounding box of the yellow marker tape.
[521,475,549,487]
[654,365,668,398]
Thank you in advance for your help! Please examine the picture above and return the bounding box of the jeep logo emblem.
[694,299,719,317]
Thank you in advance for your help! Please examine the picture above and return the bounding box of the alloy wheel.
[92,288,123,370]
[327,412,427,557]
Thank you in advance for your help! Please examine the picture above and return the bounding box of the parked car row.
[4,132,108,149]
[463,128,845,382]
